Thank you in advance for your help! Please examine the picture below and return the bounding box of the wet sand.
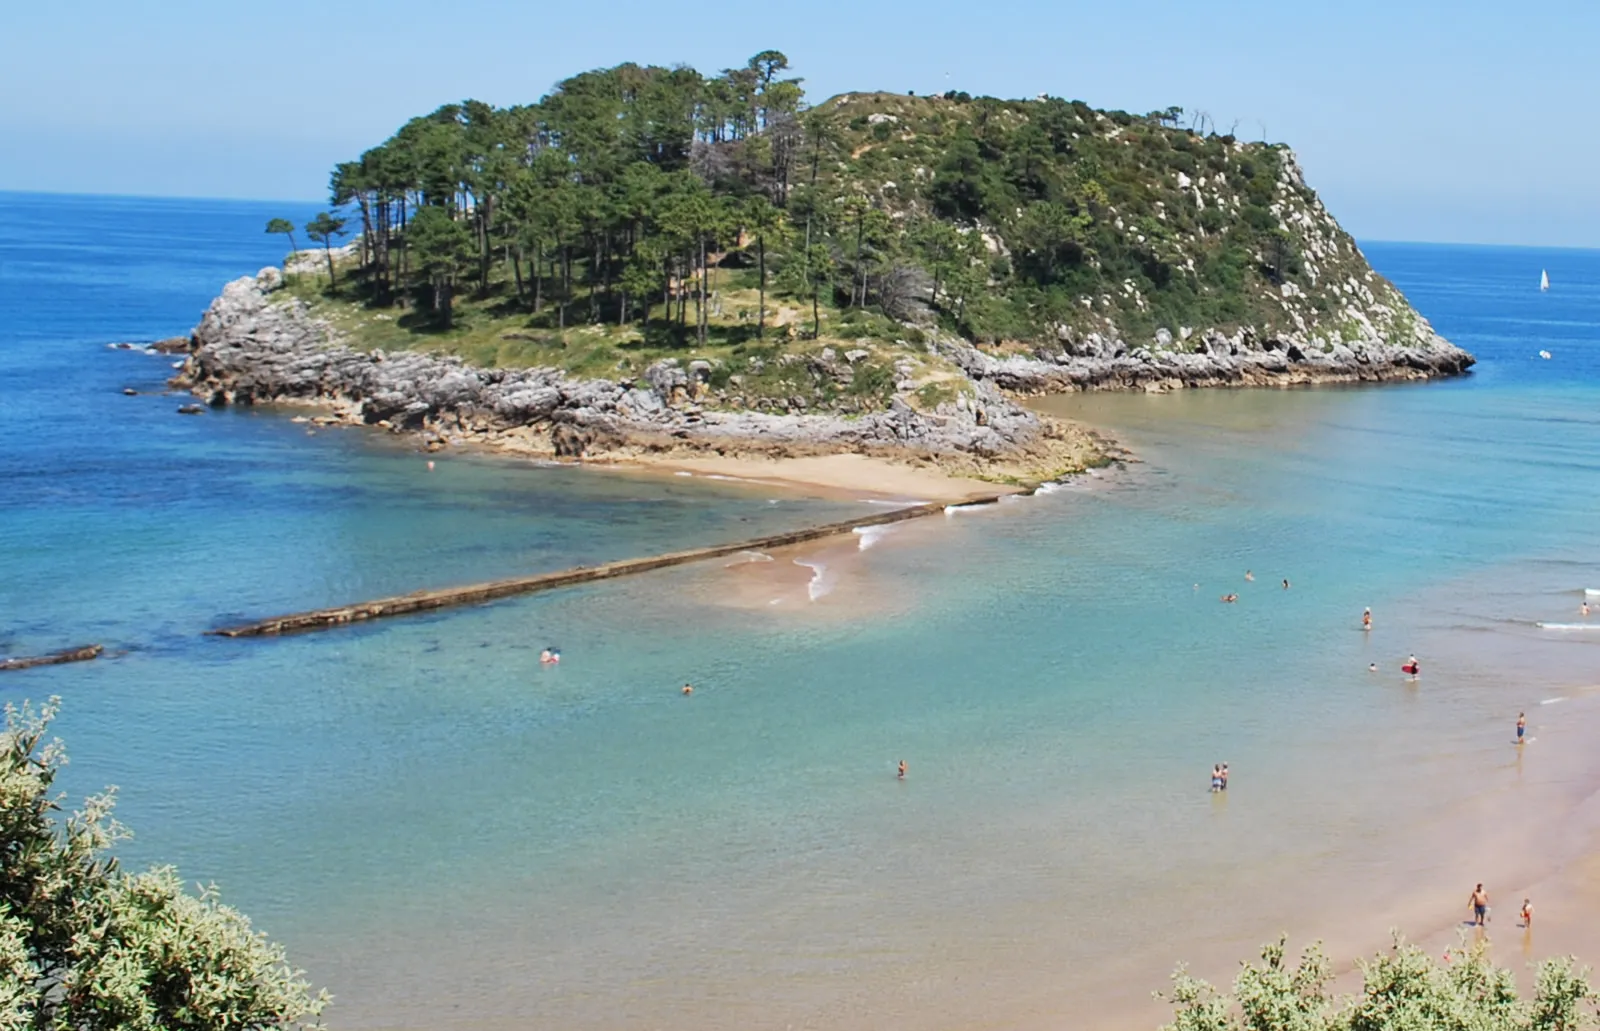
[620,452,1016,504]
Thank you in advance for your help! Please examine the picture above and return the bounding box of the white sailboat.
[1541,269,1550,291]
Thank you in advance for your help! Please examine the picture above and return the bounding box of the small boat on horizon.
[1540,269,1550,291]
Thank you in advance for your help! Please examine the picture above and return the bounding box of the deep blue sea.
[4,191,1600,1030]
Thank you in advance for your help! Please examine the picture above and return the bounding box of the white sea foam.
[724,550,774,568]
[853,525,897,551]
[1033,482,1066,495]
[1585,588,1600,597]
[674,471,694,477]
[944,501,993,515]
[861,498,924,507]
[1536,622,1600,631]
[1542,697,1567,705]
[793,558,834,601]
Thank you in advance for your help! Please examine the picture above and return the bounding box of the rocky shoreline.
[936,326,1473,394]
[170,267,1473,483]
[171,270,1108,484]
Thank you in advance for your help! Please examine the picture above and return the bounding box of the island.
[172,50,1473,490]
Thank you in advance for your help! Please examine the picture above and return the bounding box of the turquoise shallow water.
[4,193,1600,1029]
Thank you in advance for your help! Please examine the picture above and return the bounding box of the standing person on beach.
[1517,712,1527,743]
[1521,898,1533,928]
[1469,883,1490,926]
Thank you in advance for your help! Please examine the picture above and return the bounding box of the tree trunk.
[323,240,336,289]
[533,244,544,313]
[512,244,525,300]
[697,236,708,347]
[560,245,570,330]
[478,194,492,294]
[812,285,820,339]
[356,195,373,270]
[757,236,766,338]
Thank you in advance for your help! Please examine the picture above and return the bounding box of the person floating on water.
[1517,712,1526,743]
[540,648,560,665]
[1469,883,1490,926]
[1362,607,1372,631]
[681,683,693,696]
[897,760,907,780]
[1521,898,1534,928]
[1221,593,1238,603]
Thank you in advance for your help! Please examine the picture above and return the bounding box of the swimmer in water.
[1521,898,1533,928]
[1362,607,1372,630]
[1517,712,1526,742]
[1221,593,1238,603]
[1368,663,1378,673]
[1282,578,1291,590]
[427,460,435,471]
[897,760,907,780]
[1245,570,1255,582]
[1210,764,1223,792]
[682,684,693,696]
[540,648,560,665]
[1583,601,1591,617]
[1219,763,1229,791]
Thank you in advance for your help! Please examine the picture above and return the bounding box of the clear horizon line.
[2,186,1595,253]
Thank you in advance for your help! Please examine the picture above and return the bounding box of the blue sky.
[2,0,1593,246]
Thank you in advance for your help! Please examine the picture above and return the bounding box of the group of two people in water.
[1464,883,1534,931]
[1218,571,1289,603]
[1208,763,1230,793]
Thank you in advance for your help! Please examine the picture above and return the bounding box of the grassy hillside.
[268,51,1432,416]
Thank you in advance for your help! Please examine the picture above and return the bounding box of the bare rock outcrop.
[173,271,1098,481]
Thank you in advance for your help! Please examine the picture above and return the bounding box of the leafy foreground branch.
[1163,936,1594,1031]
[0,700,327,1030]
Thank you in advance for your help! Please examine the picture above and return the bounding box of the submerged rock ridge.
[173,270,1103,483]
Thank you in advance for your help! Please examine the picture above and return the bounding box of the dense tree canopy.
[286,50,1361,354]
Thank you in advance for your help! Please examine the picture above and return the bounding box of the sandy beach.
[605,452,1022,504]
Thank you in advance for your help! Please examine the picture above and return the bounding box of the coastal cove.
[6,192,1600,1031]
